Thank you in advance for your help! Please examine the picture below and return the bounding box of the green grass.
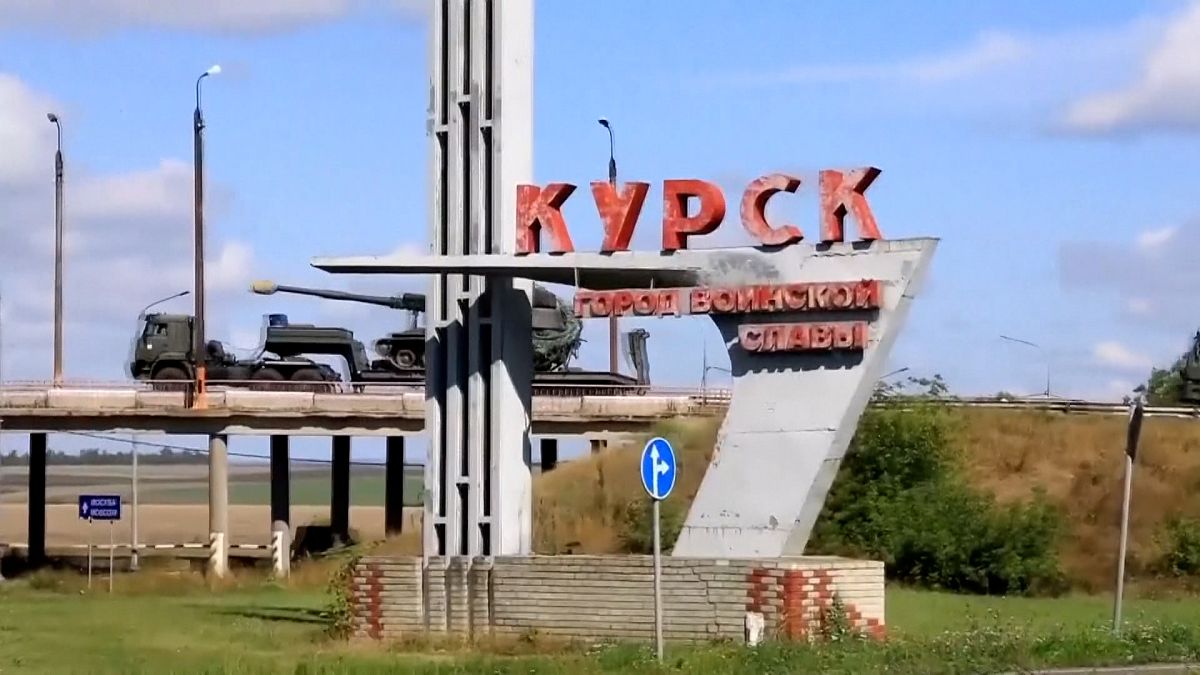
[887,585,1200,636]
[1,571,1200,674]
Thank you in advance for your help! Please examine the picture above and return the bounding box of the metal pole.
[193,77,207,407]
[599,118,619,375]
[87,518,93,590]
[108,521,114,593]
[130,434,139,572]
[1113,398,1143,636]
[48,113,64,387]
[1113,452,1133,635]
[193,66,218,407]
[652,498,664,662]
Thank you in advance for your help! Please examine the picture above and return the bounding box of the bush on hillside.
[809,399,1067,596]
[1156,516,1200,577]
[618,497,686,554]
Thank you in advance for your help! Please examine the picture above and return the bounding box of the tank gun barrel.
[251,280,426,312]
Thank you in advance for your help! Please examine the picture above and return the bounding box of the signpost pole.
[1113,397,1144,636]
[640,437,675,663]
[79,493,121,592]
[652,497,663,662]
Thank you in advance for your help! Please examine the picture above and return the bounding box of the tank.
[250,280,583,373]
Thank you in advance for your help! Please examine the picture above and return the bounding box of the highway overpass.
[0,383,730,436]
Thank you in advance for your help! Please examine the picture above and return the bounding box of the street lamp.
[193,64,220,407]
[47,112,63,387]
[598,118,617,185]
[140,290,190,319]
[597,118,619,374]
[132,288,186,571]
[1000,334,1051,397]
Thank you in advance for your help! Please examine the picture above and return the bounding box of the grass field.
[0,464,425,507]
[0,504,424,546]
[0,569,1198,674]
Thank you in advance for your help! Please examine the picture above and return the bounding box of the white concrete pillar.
[208,433,229,578]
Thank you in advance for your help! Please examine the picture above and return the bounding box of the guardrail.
[0,379,736,402]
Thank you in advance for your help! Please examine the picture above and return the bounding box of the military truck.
[250,280,651,394]
[128,284,651,395]
[128,312,348,391]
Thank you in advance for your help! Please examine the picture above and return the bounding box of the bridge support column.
[540,438,559,473]
[27,433,46,568]
[208,433,229,579]
[331,436,350,545]
[385,436,405,536]
[269,435,290,537]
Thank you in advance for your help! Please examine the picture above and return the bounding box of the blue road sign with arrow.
[640,437,677,501]
[79,494,121,521]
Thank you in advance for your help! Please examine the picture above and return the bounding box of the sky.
[3,0,1200,463]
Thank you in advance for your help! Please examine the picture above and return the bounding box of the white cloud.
[0,72,257,382]
[1093,341,1153,371]
[0,0,426,35]
[1136,224,1178,250]
[1058,219,1200,334]
[1125,297,1154,316]
[0,74,58,186]
[1062,0,1200,133]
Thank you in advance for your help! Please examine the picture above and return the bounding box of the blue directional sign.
[640,437,677,501]
[78,494,121,521]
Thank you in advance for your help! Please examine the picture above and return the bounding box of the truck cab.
[130,312,194,378]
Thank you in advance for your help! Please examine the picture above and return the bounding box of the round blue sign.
[640,436,677,501]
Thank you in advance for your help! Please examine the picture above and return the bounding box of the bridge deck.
[0,385,730,436]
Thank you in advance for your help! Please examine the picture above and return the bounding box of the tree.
[1140,330,1200,406]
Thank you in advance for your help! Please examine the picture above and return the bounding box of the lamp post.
[193,65,220,407]
[598,118,619,374]
[1000,334,1050,397]
[132,289,187,570]
[47,113,63,387]
[140,290,190,319]
[699,346,732,402]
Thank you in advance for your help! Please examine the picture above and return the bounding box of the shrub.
[1157,516,1200,577]
[810,399,1066,596]
[617,497,685,554]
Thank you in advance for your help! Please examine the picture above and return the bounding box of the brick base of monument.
[347,555,884,643]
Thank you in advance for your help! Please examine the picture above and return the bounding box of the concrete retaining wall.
[349,555,884,643]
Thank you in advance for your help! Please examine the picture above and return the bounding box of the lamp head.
[250,280,278,295]
[46,113,58,123]
[205,64,222,77]
[598,118,610,128]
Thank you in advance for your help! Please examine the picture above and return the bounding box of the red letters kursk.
[515,169,883,254]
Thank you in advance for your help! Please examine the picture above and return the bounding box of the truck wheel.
[152,366,189,392]
[289,367,330,393]
[251,368,284,391]
[394,350,417,369]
